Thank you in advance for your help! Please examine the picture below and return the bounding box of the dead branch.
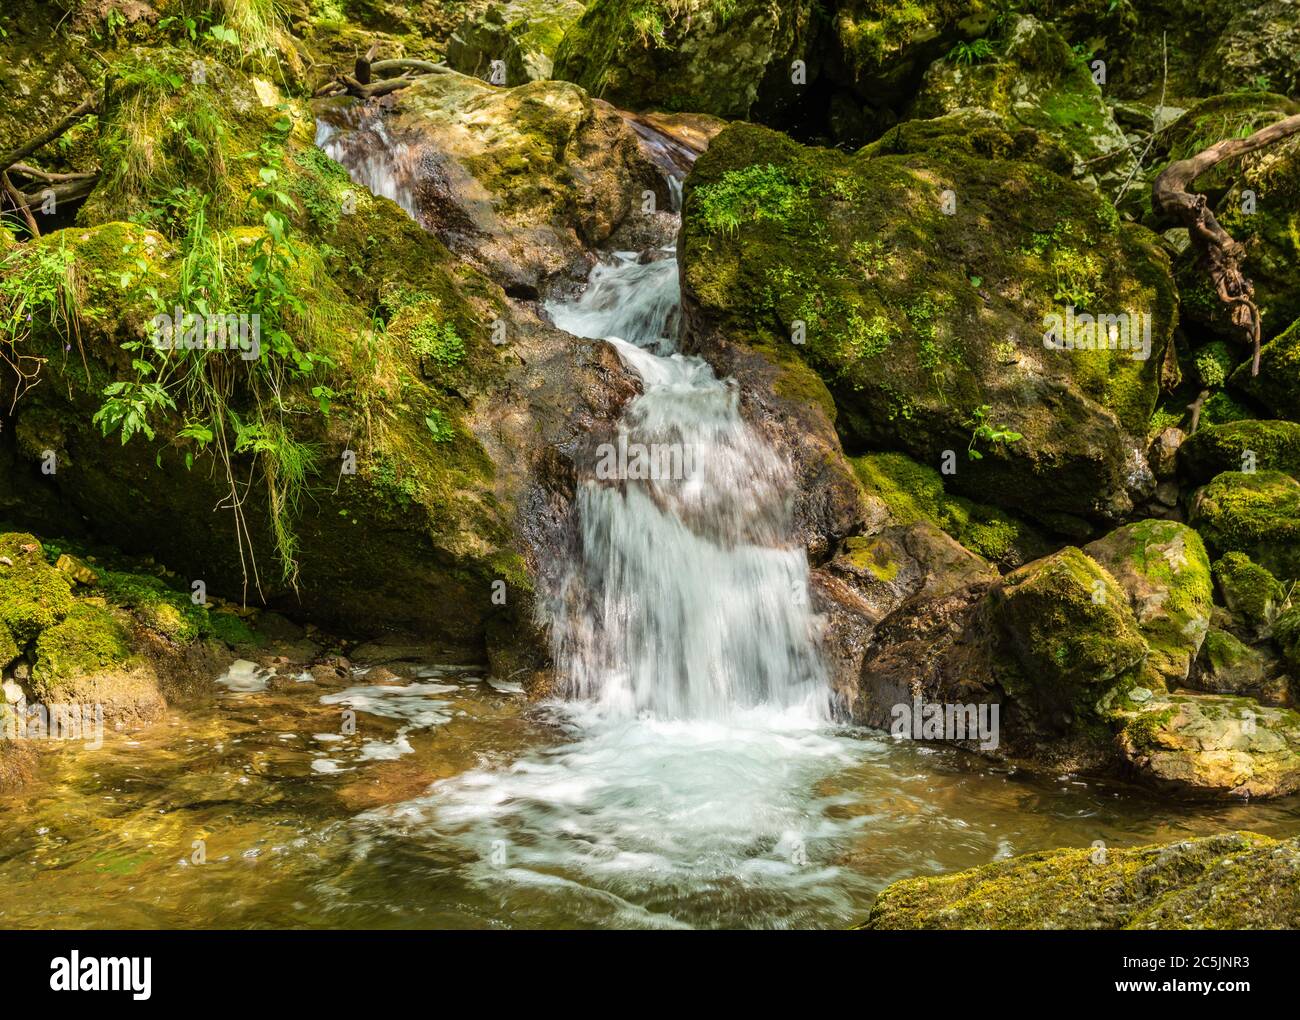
[1,172,40,237]
[0,93,99,174]
[1153,111,1300,376]
[1187,388,1211,435]
[9,163,97,184]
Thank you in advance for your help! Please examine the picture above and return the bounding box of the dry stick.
[19,175,98,208]
[0,93,98,173]
[1114,32,1167,208]
[1153,111,1300,377]
[1,172,40,237]
[1187,389,1211,435]
[9,163,97,183]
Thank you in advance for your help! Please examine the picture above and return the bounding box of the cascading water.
[544,253,831,722]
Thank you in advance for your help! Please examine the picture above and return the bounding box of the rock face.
[446,0,587,84]
[681,120,1175,530]
[1179,419,1300,485]
[553,0,814,120]
[865,831,1300,929]
[318,71,663,292]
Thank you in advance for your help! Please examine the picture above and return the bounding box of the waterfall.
[544,245,829,722]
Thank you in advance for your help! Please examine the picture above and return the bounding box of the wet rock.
[323,71,664,292]
[865,831,1300,929]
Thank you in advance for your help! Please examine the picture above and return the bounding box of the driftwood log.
[1153,112,1300,377]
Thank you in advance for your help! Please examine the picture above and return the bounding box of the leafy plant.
[947,38,995,65]
[964,404,1024,459]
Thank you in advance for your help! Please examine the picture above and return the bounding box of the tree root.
[1153,112,1300,377]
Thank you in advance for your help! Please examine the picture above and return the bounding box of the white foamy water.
[320,114,872,926]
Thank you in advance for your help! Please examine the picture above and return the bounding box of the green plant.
[693,164,808,235]
[947,38,995,65]
[965,403,1024,459]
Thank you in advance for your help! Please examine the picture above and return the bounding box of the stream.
[2,109,1297,931]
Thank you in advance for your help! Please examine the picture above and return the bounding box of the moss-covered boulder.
[2,54,641,671]
[1212,551,1287,638]
[1188,471,1300,583]
[1179,419,1300,485]
[1187,628,1283,702]
[909,16,1129,174]
[1231,318,1300,421]
[0,533,75,644]
[552,0,813,119]
[988,547,1148,733]
[1083,520,1212,685]
[681,121,1176,529]
[1119,693,1300,798]
[447,0,587,84]
[851,451,1048,567]
[865,831,1300,929]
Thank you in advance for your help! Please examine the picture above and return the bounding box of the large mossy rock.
[987,547,1148,734]
[1179,419,1300,485]
[320,70,662,291]
[446,0,587,84]
[681,121,1176,529]
[909,16,1128,172]
[1188,471,1300,583]
[1083,520,1212,686]
[0,533,76,644]
[1187,629,1282,702]
[552,0,813,119]
[1211,551,1287,638]
[1,60,641,669]
[1119,694,1300,798]
[865,831,1300,929]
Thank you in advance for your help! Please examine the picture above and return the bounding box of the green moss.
[1232,317,1300,420]
[98,568,209,643]
[1180,419,1300,484]
[31,602,133,689]
[0,532,77,644]
[681,120,1177,524]
[851,451,1044,564]
[990,547,1148,728]
[1190,471,1300,582]
[1212,552,1286,630]
[865,831,1300,929]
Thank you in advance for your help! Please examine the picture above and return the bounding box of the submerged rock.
[865,830,1300,929]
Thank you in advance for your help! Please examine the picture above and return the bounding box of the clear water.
[4,114,1295,931]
